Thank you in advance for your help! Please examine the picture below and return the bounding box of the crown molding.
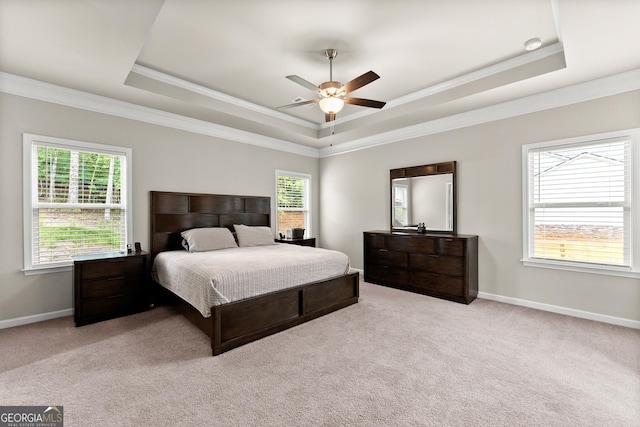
[319,42,566,129]
[2,68,639,160]
[130,43,566,132]
[0,71,319,158]
[318,68,640,157]
[129,64,318,130]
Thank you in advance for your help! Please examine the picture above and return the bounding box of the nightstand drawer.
[79,293,143,319]
[80,256,146,280]
[81,274,146,298]
[73,251,149,326]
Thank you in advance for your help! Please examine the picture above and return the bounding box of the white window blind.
[23,134,131,272]
[276,171,310,238]
[525,136,631,268]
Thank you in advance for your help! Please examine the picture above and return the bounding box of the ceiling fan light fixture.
[524,37,542,51]
[319,97,345,114]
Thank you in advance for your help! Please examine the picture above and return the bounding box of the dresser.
[364,231,478,304]
[73,251,149,326]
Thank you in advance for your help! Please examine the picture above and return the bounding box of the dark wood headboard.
[150,191,271,262]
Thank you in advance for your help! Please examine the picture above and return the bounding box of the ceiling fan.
[277,49,386,122]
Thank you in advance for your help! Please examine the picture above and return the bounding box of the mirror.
[391,161,456,233]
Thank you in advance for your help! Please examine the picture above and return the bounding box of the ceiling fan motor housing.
[320,81,343,97]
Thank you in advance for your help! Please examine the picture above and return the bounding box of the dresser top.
[364,230,478,239]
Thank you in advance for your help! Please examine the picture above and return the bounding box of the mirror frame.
[390,161,457,234]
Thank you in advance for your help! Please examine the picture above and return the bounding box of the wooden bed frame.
[150,191,359,356]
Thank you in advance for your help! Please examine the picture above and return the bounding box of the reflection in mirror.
[390,161,456,233]
[392,174,453,230]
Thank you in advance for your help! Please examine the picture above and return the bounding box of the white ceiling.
[1,0,639,152]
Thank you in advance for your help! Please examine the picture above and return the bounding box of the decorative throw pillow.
[180,227,237,252]
[234,224,275,247]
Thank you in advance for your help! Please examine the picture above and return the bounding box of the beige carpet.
[1,280,638,426]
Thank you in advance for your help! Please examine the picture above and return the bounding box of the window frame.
[275,170,312,238]
[22,134,133,275]
[393,182,409,226]
[521,128,639,278]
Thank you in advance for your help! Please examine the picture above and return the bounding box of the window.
[393,182,409,226]
[276,171,311,238]
[522,128,639,277]
[23,134,132,273]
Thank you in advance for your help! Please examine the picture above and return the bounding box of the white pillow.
[180,228,237,252]
[234,224,275,247]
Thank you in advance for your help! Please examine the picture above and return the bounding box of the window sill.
[522,258,640,279]
[22,263,72,276]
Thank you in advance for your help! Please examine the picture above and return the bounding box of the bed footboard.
[211,272,359,355]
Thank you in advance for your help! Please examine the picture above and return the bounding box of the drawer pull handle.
[379,249,389,253]
[107,294,125,299]
[107,276,126,281]
[427,254,440,258]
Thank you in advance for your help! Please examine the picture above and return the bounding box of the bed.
[150,191,359,356]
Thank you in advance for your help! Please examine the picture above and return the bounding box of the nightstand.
[73,251,149,326]
[275,238,316,247]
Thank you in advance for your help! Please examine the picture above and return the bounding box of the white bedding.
[152,243,350,317]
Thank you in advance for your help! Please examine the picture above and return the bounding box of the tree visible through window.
[276,171,310,238]
[24,134,131,270]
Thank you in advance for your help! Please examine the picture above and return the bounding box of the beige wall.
[319,90,640,322]
[2,88,639,325]
[0,93,319,321]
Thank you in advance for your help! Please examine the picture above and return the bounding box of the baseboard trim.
[0,308,73,330]
[478,292,640,329]
[3,293,637,330]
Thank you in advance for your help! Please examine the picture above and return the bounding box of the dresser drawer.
[365,265,409,287]
[80,256,146,280]
[81,274,146,298]
[387,236,436,254]
[410,271,464,296]
[437,238,464,256]
[410,254,465,276]
[79,293,143,319]
[366,250,408,268]
[364,233,386,249]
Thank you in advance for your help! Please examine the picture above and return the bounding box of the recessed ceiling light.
[524,37,543,51]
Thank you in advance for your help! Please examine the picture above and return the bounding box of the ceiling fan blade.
[340,71,380,94]
[325,112,336,122]
[343,97,386,109]
[276,99,319,109]
[286,75,320,94]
